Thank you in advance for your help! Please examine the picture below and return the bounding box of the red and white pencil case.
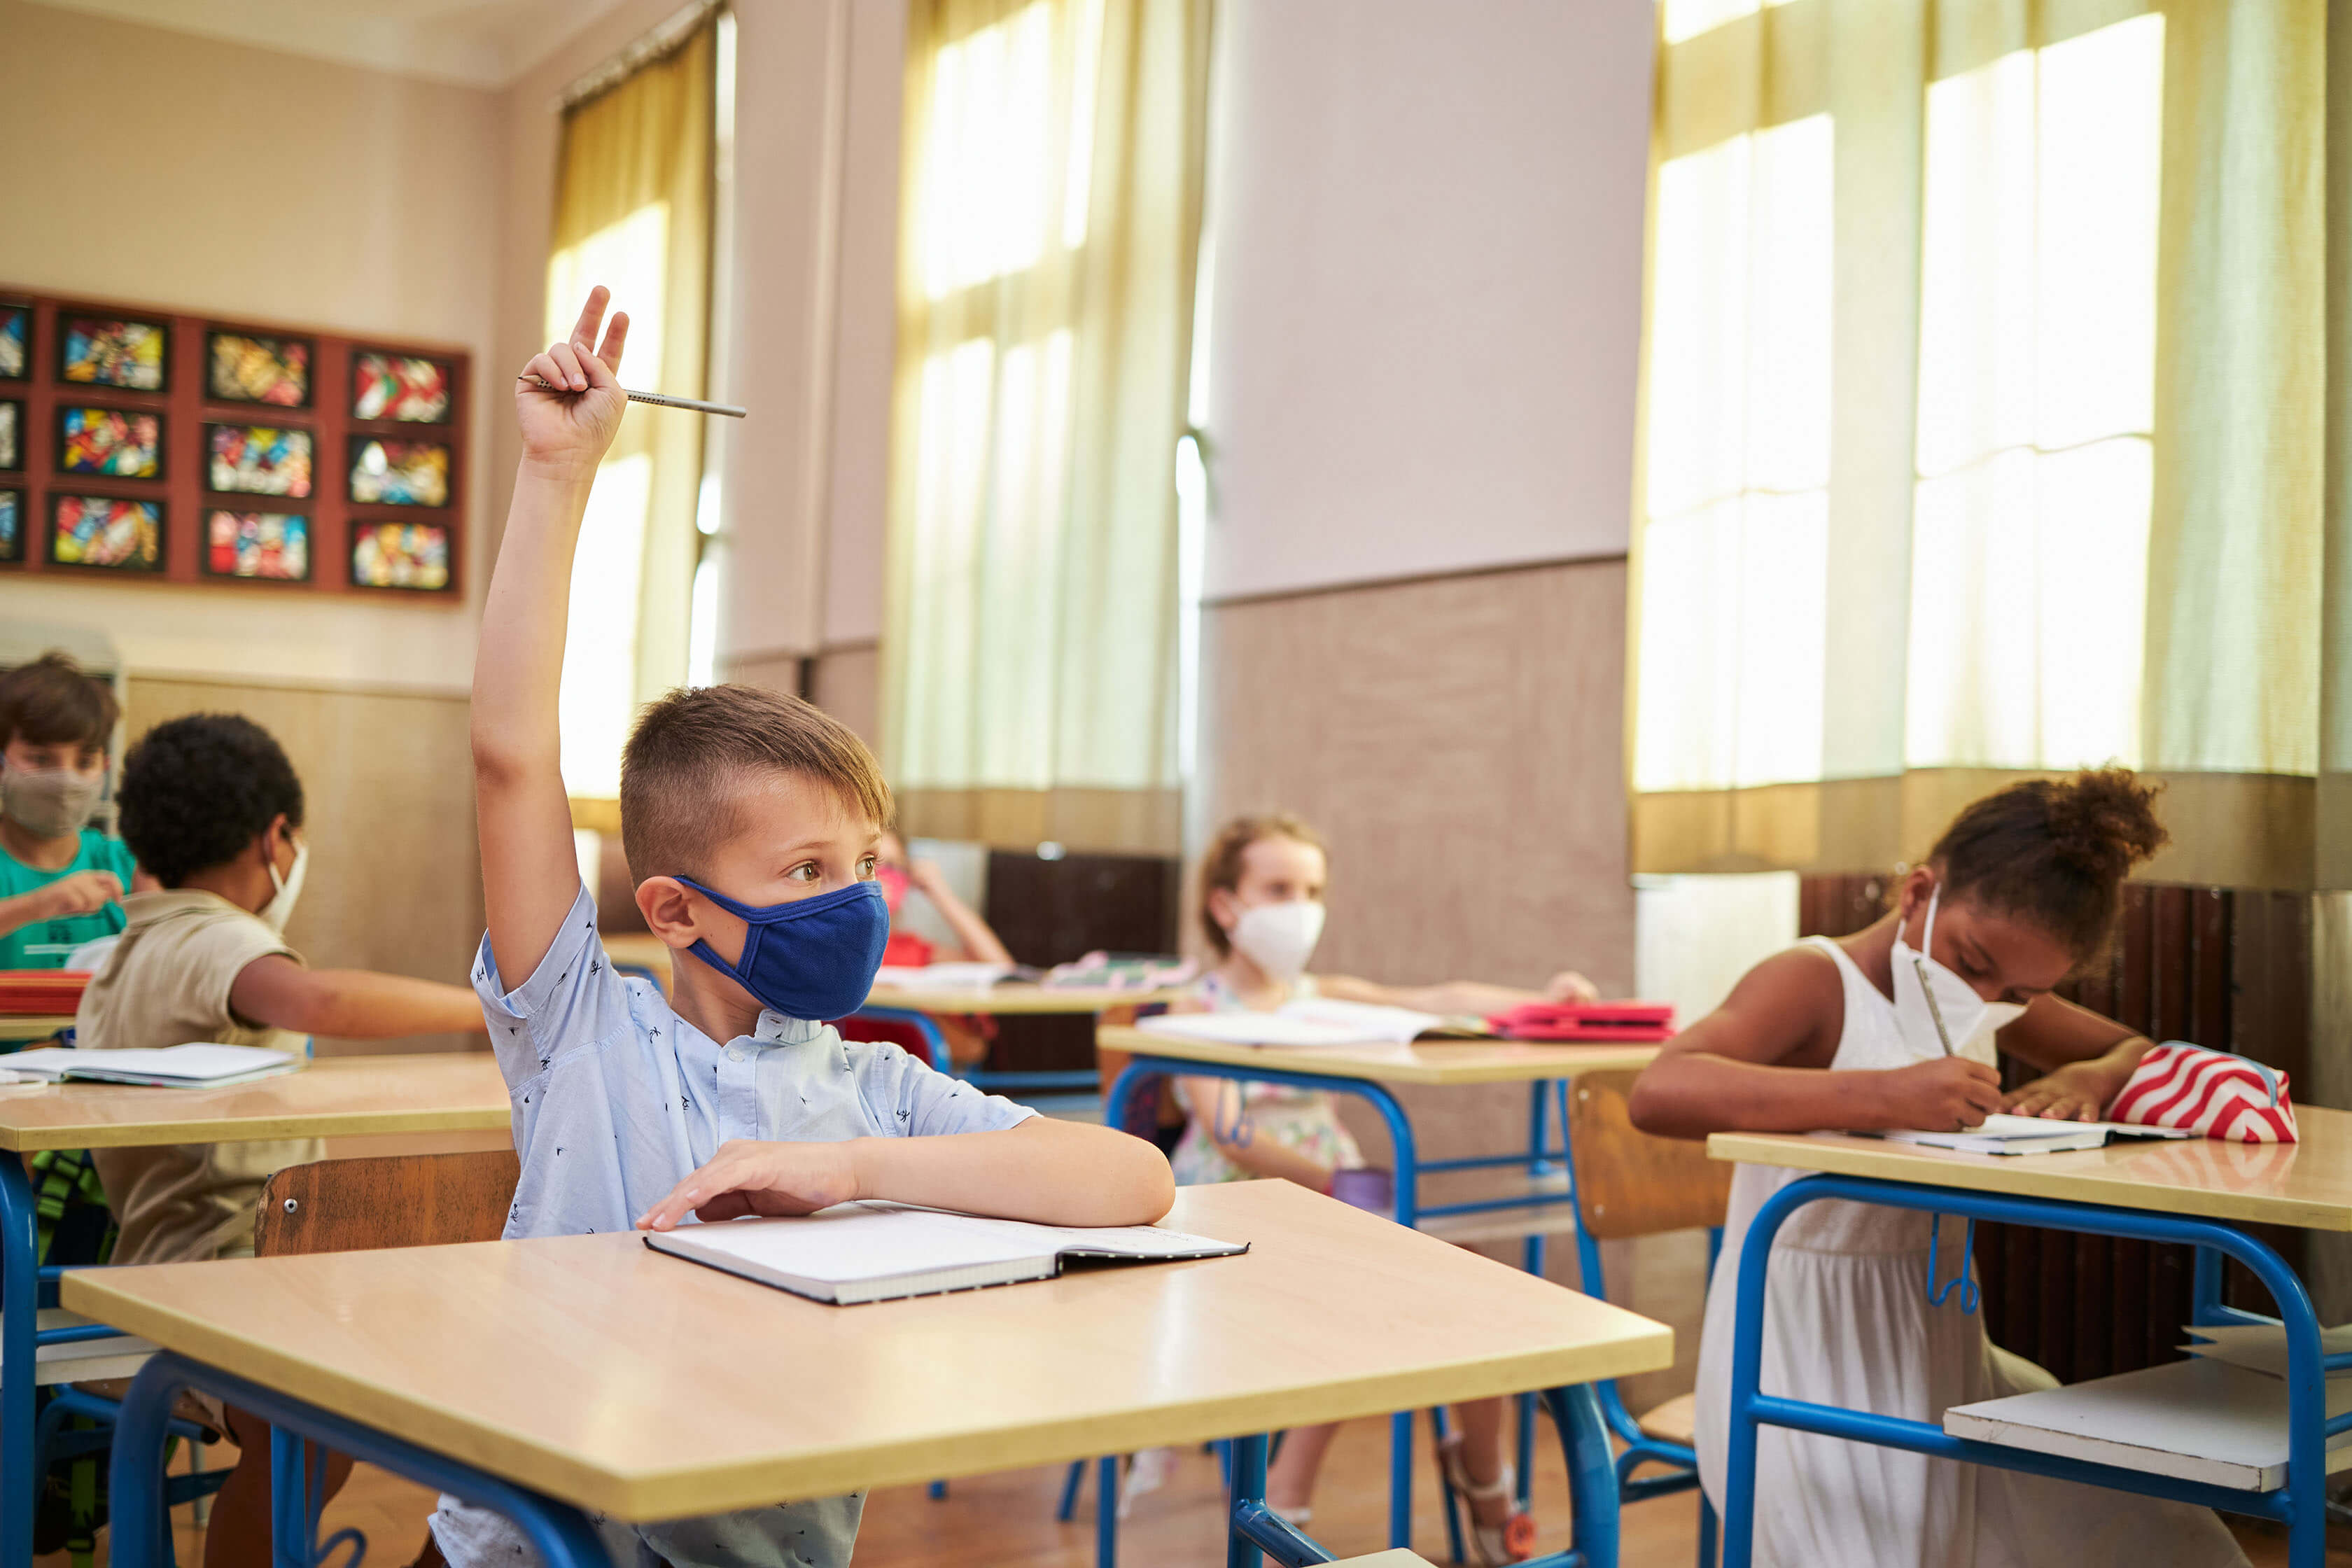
[2107,1042,2297,1144]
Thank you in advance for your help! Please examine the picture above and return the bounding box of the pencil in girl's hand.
[518,374,746,419]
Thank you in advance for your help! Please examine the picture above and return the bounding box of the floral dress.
[1167,974,1363,1185]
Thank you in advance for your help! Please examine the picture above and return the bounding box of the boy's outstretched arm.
[473,287,629,986]
[230,957,489,1038]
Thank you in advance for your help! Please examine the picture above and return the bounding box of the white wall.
[1200,0,1655,603]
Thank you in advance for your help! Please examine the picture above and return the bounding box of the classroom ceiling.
[31,0,632,89]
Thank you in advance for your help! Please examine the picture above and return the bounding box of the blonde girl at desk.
[1629,770,2246,1567]
[1155,812,1598,1562]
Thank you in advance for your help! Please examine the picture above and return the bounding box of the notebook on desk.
[0,1043,300,1088]
[1854,1114,2199,1156]
[644,1202,1249,1305]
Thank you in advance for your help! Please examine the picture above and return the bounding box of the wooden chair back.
[253,1149,520,1258]
[1567,1070,1731,1240]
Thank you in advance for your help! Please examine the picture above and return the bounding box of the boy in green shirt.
[0,652,138,970]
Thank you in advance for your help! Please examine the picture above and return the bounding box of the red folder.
[1487,1000,1675,1042]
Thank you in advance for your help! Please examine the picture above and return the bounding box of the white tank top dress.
[1690,937,2248,1568]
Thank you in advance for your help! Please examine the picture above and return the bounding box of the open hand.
[2005,1060,2124,1123]
[635,1138,863,1231]
[516,286,630,477]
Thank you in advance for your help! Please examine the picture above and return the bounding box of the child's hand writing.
[515,285,631,477]
[1874,1056,2003,1131]
[635,1138,863,1231]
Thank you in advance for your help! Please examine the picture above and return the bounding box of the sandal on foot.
[1436,1434,1536,1566]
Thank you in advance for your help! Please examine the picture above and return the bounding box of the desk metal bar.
[1723,1175,2326,1568]
[3,1153,37,1568]
[108,1352,608,1568]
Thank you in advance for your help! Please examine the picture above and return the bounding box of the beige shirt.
[74,890,324,1264]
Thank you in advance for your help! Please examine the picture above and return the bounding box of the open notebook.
[1855,1114,2199,1156]
[644,1201,1250,1305]
[0,1043,300,1088]
[1138,997,1485,1049]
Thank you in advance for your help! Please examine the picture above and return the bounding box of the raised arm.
[906,858,1014,965]
[474,288,630,986]
[1625,947,2003,1140]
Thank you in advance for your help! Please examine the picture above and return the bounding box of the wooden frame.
[349,349,454,425]
[204,421,312,498]
[0,286,468,595]
[204,328,315,411]
[56,309,169,393]
[56,404,164,482]
[201,508,313,585]
[46,493,165,573]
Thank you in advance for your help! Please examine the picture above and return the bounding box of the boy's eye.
[786,862,820,883]
[858,855,878,878]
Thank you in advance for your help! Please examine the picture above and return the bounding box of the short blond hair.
[1196,812,1326,956]
[619,684,892,883]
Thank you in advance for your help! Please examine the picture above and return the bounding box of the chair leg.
[927,1480,946,1501]
[1698,1492,1718,1568]
[1057,1460,1085,1522]
[1094,1455,1118,1568]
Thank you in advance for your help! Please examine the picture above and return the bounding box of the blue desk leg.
[2,1154,36,1568]
[1096,1453,1118,1568]
[1544,1383,1621,1568]
[109,1353,610,1568]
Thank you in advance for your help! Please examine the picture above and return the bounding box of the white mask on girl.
[1889,881,2026,1064]
[260,834,308,933]
[1228,899,1325,985]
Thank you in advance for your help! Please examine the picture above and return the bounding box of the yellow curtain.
[546,19,715,808]
[882,0,1212,855]
[1628,0,2344,894]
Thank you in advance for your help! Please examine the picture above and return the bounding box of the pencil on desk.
[518,374,746,419]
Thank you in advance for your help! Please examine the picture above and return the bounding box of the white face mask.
[1889,881,2025,1063]
[1,764,104,839]
[261,834,308,933]
[1228,898,1325,985]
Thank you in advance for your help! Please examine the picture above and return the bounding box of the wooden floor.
[36,1412,2349,1567]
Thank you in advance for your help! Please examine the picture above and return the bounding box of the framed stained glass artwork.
[206,330,312,409]
[204,510,309,582]
[0,307,25,380]
[49,495,163,572]
[348,437,449,507]
[351,352,452,424]
[350,520,450,592]
[0,401,18,471]
[0,489,21,564]
[207,424,313,498]
[58,406,163,479]
[59,314,167,391]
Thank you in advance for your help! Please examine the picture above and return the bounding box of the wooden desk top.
[0,1053,511,1152]
[1097,1026,1659,1086]
[65,1180,1670,1520]
[865,983,1170,1016]
[598,936,1165,1018]
[1709,1105,2352,1233]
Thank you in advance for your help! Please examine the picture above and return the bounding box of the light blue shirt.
[432,885,1034,1568]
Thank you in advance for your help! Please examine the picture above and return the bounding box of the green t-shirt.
[0,829,138,969]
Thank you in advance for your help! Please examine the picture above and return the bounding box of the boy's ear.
[636,876,700,948]
[1205,886,1240,934]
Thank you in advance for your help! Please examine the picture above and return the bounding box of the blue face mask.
[673,876,890,1022]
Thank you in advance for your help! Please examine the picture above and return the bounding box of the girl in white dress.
[1158,813,1599,1560]
[1630,770,2248,1568]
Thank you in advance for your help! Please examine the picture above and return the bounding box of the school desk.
[0,1052,511,1568]
[75,1178,1674,1568]
[1707,1108,2352,1567]
[1096,1026,1661,1550]
[0,1015,72,1047]
[595,933,1164,1098]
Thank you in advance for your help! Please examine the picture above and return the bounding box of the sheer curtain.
[545,15,715,813]
[1630,0,2342,892]
[882,0,1212,855]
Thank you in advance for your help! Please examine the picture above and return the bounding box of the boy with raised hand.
[449,287,1173,1568]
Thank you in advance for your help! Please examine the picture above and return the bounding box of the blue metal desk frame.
[1722,1173,2348,1568]
[101,1351,1632,1568]
[1106,1058,1587,1555]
